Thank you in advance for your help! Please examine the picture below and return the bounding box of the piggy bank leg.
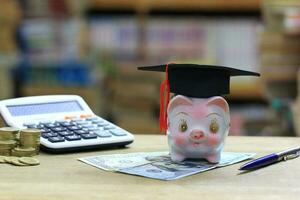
[206,152,221,163]
[170,151,186,163]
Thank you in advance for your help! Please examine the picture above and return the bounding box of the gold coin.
[19,157,40,166]
[11,147,36,157]
[0,127,19,133]
[0,140,17,145]
[0,127,19,131]
[10,157,28,166]
[14,147,35,152]
[0,156,7,163]
[0,127,19,140]
[4,156,18,164]
[20,129,41,137]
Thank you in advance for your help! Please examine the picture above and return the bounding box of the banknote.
[118,155,216,180]
[118,152,255,180]
[78,151,169,171]
[79,152,255,180]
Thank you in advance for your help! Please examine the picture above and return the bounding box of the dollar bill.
[78,151,169,171]
[79,152,255,181]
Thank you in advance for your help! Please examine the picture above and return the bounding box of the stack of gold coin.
[17,129,41,156]
[0,127,19,156]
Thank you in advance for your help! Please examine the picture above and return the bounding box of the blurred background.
[1,0,300,136]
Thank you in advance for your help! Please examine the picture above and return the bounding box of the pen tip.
[239,164,247,170]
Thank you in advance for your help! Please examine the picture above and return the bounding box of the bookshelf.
[10,0,297,136]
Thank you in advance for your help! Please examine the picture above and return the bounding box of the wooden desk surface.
[1,135,299,200]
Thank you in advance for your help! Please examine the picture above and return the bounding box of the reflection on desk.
[0,135,299,200]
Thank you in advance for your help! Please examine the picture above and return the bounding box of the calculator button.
[97,124,105,127]
[41,128,51,133]
[51,127,67,132]
[58,131,73,137]
[87,127,99,131]
[74,130,87,135]
[44,123,58,128]
[104,125,116,130]
[97,127,105,131]
[42,132,58,138]
[60,122,74,127]
[37,124,45,129]
[39,120,52,125]
[68,126,82,131]
[91,120,103,124]
[82,124,95,128]
[110,129,127,136]
[82,128,88,131]
[48,136,65,143]
[96,122,107,127]
[81,133,97,139]
[95,130,112,138]
[86,117,99,121]
[65,135,81,141]
[96,120,106,124]
[101,124,111,129]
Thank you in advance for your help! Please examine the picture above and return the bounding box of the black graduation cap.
[137,63,260,133]
[138,63,260,98]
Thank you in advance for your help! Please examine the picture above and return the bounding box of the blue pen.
[239,146,300,170]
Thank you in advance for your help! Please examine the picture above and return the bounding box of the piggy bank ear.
[207,96,229,113]
[168,95,193,113]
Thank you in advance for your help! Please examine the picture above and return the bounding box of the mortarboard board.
[138,63,260,98]
[137,63,260,133]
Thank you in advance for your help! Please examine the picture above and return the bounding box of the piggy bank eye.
[210,119,219,134]
[179,120,188,133]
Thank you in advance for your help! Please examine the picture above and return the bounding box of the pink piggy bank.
[167,95,230,163]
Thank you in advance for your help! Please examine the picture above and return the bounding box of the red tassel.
[159,64,170,134]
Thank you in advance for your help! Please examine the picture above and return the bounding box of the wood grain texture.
[0,135,299,200]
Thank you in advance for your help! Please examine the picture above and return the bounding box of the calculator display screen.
[7,100,83,116]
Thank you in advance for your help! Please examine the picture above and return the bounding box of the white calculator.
[0,95,134,153]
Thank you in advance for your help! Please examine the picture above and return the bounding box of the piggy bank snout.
[189,130,205,141]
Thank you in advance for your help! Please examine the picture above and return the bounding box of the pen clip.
[282,151,300,161]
